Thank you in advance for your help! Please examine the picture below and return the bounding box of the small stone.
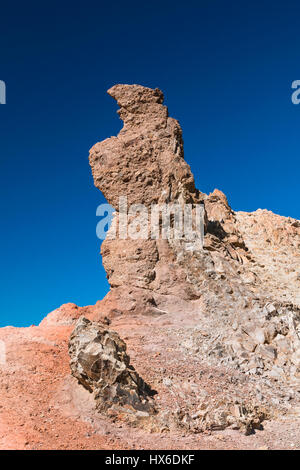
[162,378,172,387]
[256,344,277,361]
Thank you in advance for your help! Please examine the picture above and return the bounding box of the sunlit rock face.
[88,84,300,411]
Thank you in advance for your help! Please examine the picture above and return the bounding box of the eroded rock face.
[89,85,258,320]
[69,317,156,414]
[87,84,300,429]
[89,84,208,316]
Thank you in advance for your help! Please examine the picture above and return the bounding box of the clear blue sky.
[1,1,300,327]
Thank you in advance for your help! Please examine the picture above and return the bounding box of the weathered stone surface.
[90,84,201,209]
[87,84,300,430]
[69,317,156,414]
[89,84,208,316]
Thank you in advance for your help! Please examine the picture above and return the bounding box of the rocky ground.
[0,303,299,450]
[0,84,299,450]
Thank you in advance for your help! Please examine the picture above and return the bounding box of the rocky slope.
[0,84,299,449]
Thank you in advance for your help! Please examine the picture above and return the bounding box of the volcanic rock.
[69,317,156,414]
[88,84,300,428]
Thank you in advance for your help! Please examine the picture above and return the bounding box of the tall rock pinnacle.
[88,85,300,402]
[88,84,251,317]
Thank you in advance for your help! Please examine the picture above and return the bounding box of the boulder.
[69,317,156,414]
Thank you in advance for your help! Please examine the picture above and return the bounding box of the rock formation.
[89,84,205,317]
[87,84,300,431]
[69,317,156,415]
[0,84,299,449]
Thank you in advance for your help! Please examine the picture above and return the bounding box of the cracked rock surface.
[69,317,156,415]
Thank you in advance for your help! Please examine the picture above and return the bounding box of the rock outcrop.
[88,84,258,322]
[87,84,300,429]
[89,84,206,318]
[69,317,156,415]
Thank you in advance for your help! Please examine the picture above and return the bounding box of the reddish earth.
[0,303,299,450]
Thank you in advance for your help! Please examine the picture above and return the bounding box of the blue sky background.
[1,1,300,326]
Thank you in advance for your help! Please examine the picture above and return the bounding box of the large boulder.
[69,317,156,414]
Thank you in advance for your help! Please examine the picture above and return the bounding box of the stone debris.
[177,401,267,436]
